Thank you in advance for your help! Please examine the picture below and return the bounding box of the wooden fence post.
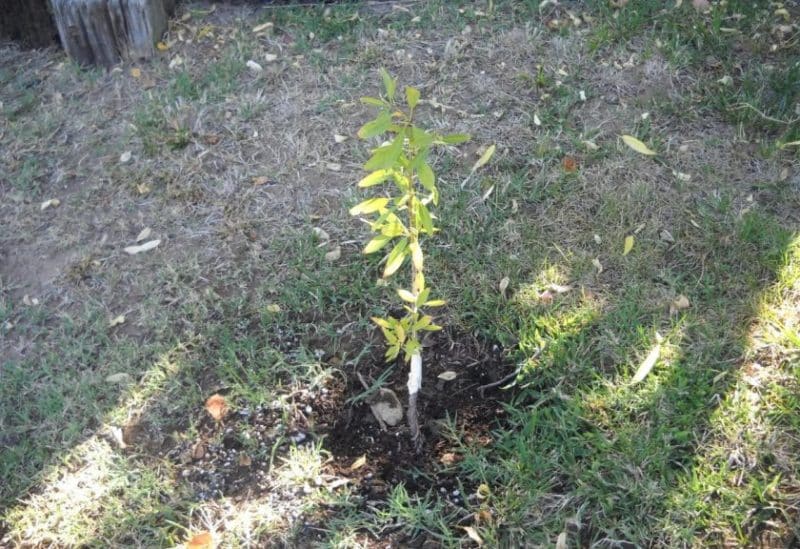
[50,0,175,67]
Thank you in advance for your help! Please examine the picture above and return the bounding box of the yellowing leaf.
[632,342,661,383]
[409,240,423,270]
[266,303,281,313]
[359,169,393,188]
[364,235,392,254]
[130,67,141,78]
[623,235,634,256]
[349,197,389,216]
[471,144,496,172]
[476,483,491,500]
[621,134,657,156]
[156,41,169,51]
[397,289,416,303]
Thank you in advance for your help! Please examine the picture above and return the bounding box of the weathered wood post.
[50,0,175,67]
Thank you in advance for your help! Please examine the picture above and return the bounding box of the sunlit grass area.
[2,0,799,546]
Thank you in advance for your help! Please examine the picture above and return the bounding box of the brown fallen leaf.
[670,294,690,315]
[440,452,462,466]
[692,0,710,11]
[186,532,214,549]
[462,526,483,546]
[562,156,578,173]
[238,453,252,467]
[192,441,206,460]
[205,394,228,421]
[350,455,367,471]
[252,176,272,186]
[538,290,554,304]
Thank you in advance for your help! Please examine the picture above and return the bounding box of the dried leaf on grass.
[623,235,635,255]
[205,394,228,421]
[186,532,214,549]
[621,135,657,156]
[350,455,367,470]
[109,314,126,327]
[369,388,402,426]
[325,246,341,261]
[670,294,690,315]
[499,276,510,296]
[632,341,661,383]
[105,372,132,384]
[40,198,60,211]
[462,526,483,546]
[124,239,161,255]
[471,144,496,172]
[136,227,151,242]
[119,151,132,163]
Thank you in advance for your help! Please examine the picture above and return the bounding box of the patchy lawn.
[1,0,799,546]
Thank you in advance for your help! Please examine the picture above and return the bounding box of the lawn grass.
[1,0,799,546]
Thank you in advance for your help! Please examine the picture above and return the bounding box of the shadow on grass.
[451,207,800,546]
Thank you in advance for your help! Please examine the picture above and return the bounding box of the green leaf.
[413,315,433,331]
[365,135,403,171]
[361,96,387,107]
[359,169,394,188]
[364,235,392,254]
[380,68,396,101]
[418,163,435,191]
[349,197,389,216]
[386,345,400,361]
[403,339,421,360]
[383,238,408,278]
[424,299,447,307]
[405,86,420,110]
[397,289,416,303]
[438,132,471,144]
[417,202,434,234]
[409,240,423,270]
[358,111,392,139]
[416,288,430,307]
[410,127,434,151]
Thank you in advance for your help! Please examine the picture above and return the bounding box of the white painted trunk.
[407,352,422,395]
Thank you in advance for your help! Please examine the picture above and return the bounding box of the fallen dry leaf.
[205,394,228,421]
[471,144,496,173]
[136,227,151,242]
[369,388,403,427]
[264,53,278,62]
[186,532,213,549]
[462,526,483,546]
[252,22,273,34]
[119,150,132,163]
[437,371,458,381]
[623,235,635,256]
[692,0,710,11]
[130,67,141,79]
[350,455,367,471]
[670,294,690,315]
[562,156,578,173]
[252,176,272,186]
[325,246,341,262]
[40,198,60,211]
[246,60,263,73]
[238,453,252,467]
[621,135,657,156]
[265,303,281,313]
[313,227,330,242]
[660,229,675,243]
[538,290,554,304]
[549,283,572,294]
[476,483,491,500]
[326,162,342,172]
[156,41,169,51]
[334,133,348,143]
[592,258,604,273]
[499,276,510,296]
[192,441,206,460]
[109,314,126,327]
[633,342,661,383]
[440,452,462,466]
[105,372,132,384]
[124,239,161,255]
[556,531,569,549]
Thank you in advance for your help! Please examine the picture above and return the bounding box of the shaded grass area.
[1,0,799,546]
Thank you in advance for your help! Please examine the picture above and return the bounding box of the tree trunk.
[50,0,175,67]
[0,0,59,48]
